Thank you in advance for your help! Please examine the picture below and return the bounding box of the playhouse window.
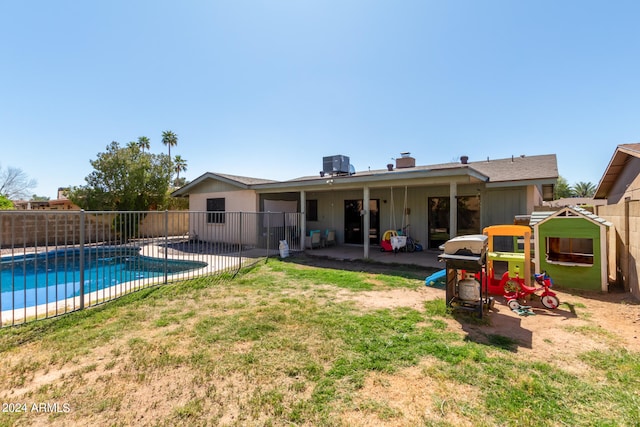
[546,237,594,265]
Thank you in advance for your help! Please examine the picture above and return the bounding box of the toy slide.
[425,269,446,287]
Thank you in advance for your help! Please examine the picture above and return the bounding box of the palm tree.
[554,176,573,199]
[572,181,596,198]
[161,130,178,159]
[174,155,187,184]
[137,136,150,153]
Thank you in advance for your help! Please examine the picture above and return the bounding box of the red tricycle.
[504,271,560,310]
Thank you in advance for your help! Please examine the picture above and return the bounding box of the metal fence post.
[266,213,270,259]
[79,210,85,310]
[239,211,243,259]
[164,210,169,284]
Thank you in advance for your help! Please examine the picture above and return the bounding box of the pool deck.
[1,243,443,325]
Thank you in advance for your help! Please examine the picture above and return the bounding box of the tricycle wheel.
[507,299,521,310]
[541,295,560,309]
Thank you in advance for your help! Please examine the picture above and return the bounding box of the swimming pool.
[1,246,207,311]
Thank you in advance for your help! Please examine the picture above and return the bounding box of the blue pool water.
[1,247,207,311]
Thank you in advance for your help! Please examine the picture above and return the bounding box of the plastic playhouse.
[483,224,532,294]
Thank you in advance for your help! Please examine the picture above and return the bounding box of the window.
[546,237,593,265]
[457,196,480,236]
[207,198,225,224]
[306,199,318,221]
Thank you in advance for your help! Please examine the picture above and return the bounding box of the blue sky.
[1,0,639,199]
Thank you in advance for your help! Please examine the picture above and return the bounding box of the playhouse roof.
[530,205,612,228]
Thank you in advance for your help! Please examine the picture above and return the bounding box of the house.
[530,206,612,292]
[172,153,558,260]
[594,143,640,298]
[12,188,80,210]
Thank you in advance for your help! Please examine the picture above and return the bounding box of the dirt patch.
[297,255,640,354]
[2,255,639,426]
[322,258,640,426]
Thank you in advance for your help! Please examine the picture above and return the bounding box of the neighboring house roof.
[594,143,640,199]
[543,197,607,208]
[172,153,558,196]
[530,205,612,228]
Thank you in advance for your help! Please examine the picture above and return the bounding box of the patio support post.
[363,185,370,259]
[300,190,306,251]
[449,181,457,239]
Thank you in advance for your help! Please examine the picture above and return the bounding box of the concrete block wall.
[1,211,189,249]
[597,201,640,299]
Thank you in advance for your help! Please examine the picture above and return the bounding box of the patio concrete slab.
[302,244,443,270]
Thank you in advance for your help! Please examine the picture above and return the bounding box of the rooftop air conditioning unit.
[323,155,350,175]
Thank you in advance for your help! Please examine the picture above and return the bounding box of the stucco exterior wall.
[188,189,258,245]
[597,201,640,299]
[189,190,257,212]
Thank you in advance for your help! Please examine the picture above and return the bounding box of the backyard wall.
[597,200,640,299]
[138,212,189,237]
[1,212,189,248]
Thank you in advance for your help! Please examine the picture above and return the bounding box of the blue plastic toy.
[425,269,446,287]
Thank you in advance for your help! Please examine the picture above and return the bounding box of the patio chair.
[305,231,322,249]
[324,229,336,247]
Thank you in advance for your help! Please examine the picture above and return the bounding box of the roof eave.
[485,177,557,188]
[250,167,489,191]
[171,172,250,197]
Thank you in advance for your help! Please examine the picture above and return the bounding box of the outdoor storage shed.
[531,206,612,292]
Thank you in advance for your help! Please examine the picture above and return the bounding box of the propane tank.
[458,272,481,301]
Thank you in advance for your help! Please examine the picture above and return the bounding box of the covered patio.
[301,244,443,269]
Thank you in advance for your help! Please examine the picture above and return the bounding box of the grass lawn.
[0,256,638,426]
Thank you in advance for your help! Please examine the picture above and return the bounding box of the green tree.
[137,136,150,153]
[572,181,596,198]
[30,194,50,201]
[0,194,13,209]
[161,130,178,160]
[554,176,573,199]
[68,141,172,211]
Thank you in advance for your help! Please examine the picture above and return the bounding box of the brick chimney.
[395,152,416,169]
